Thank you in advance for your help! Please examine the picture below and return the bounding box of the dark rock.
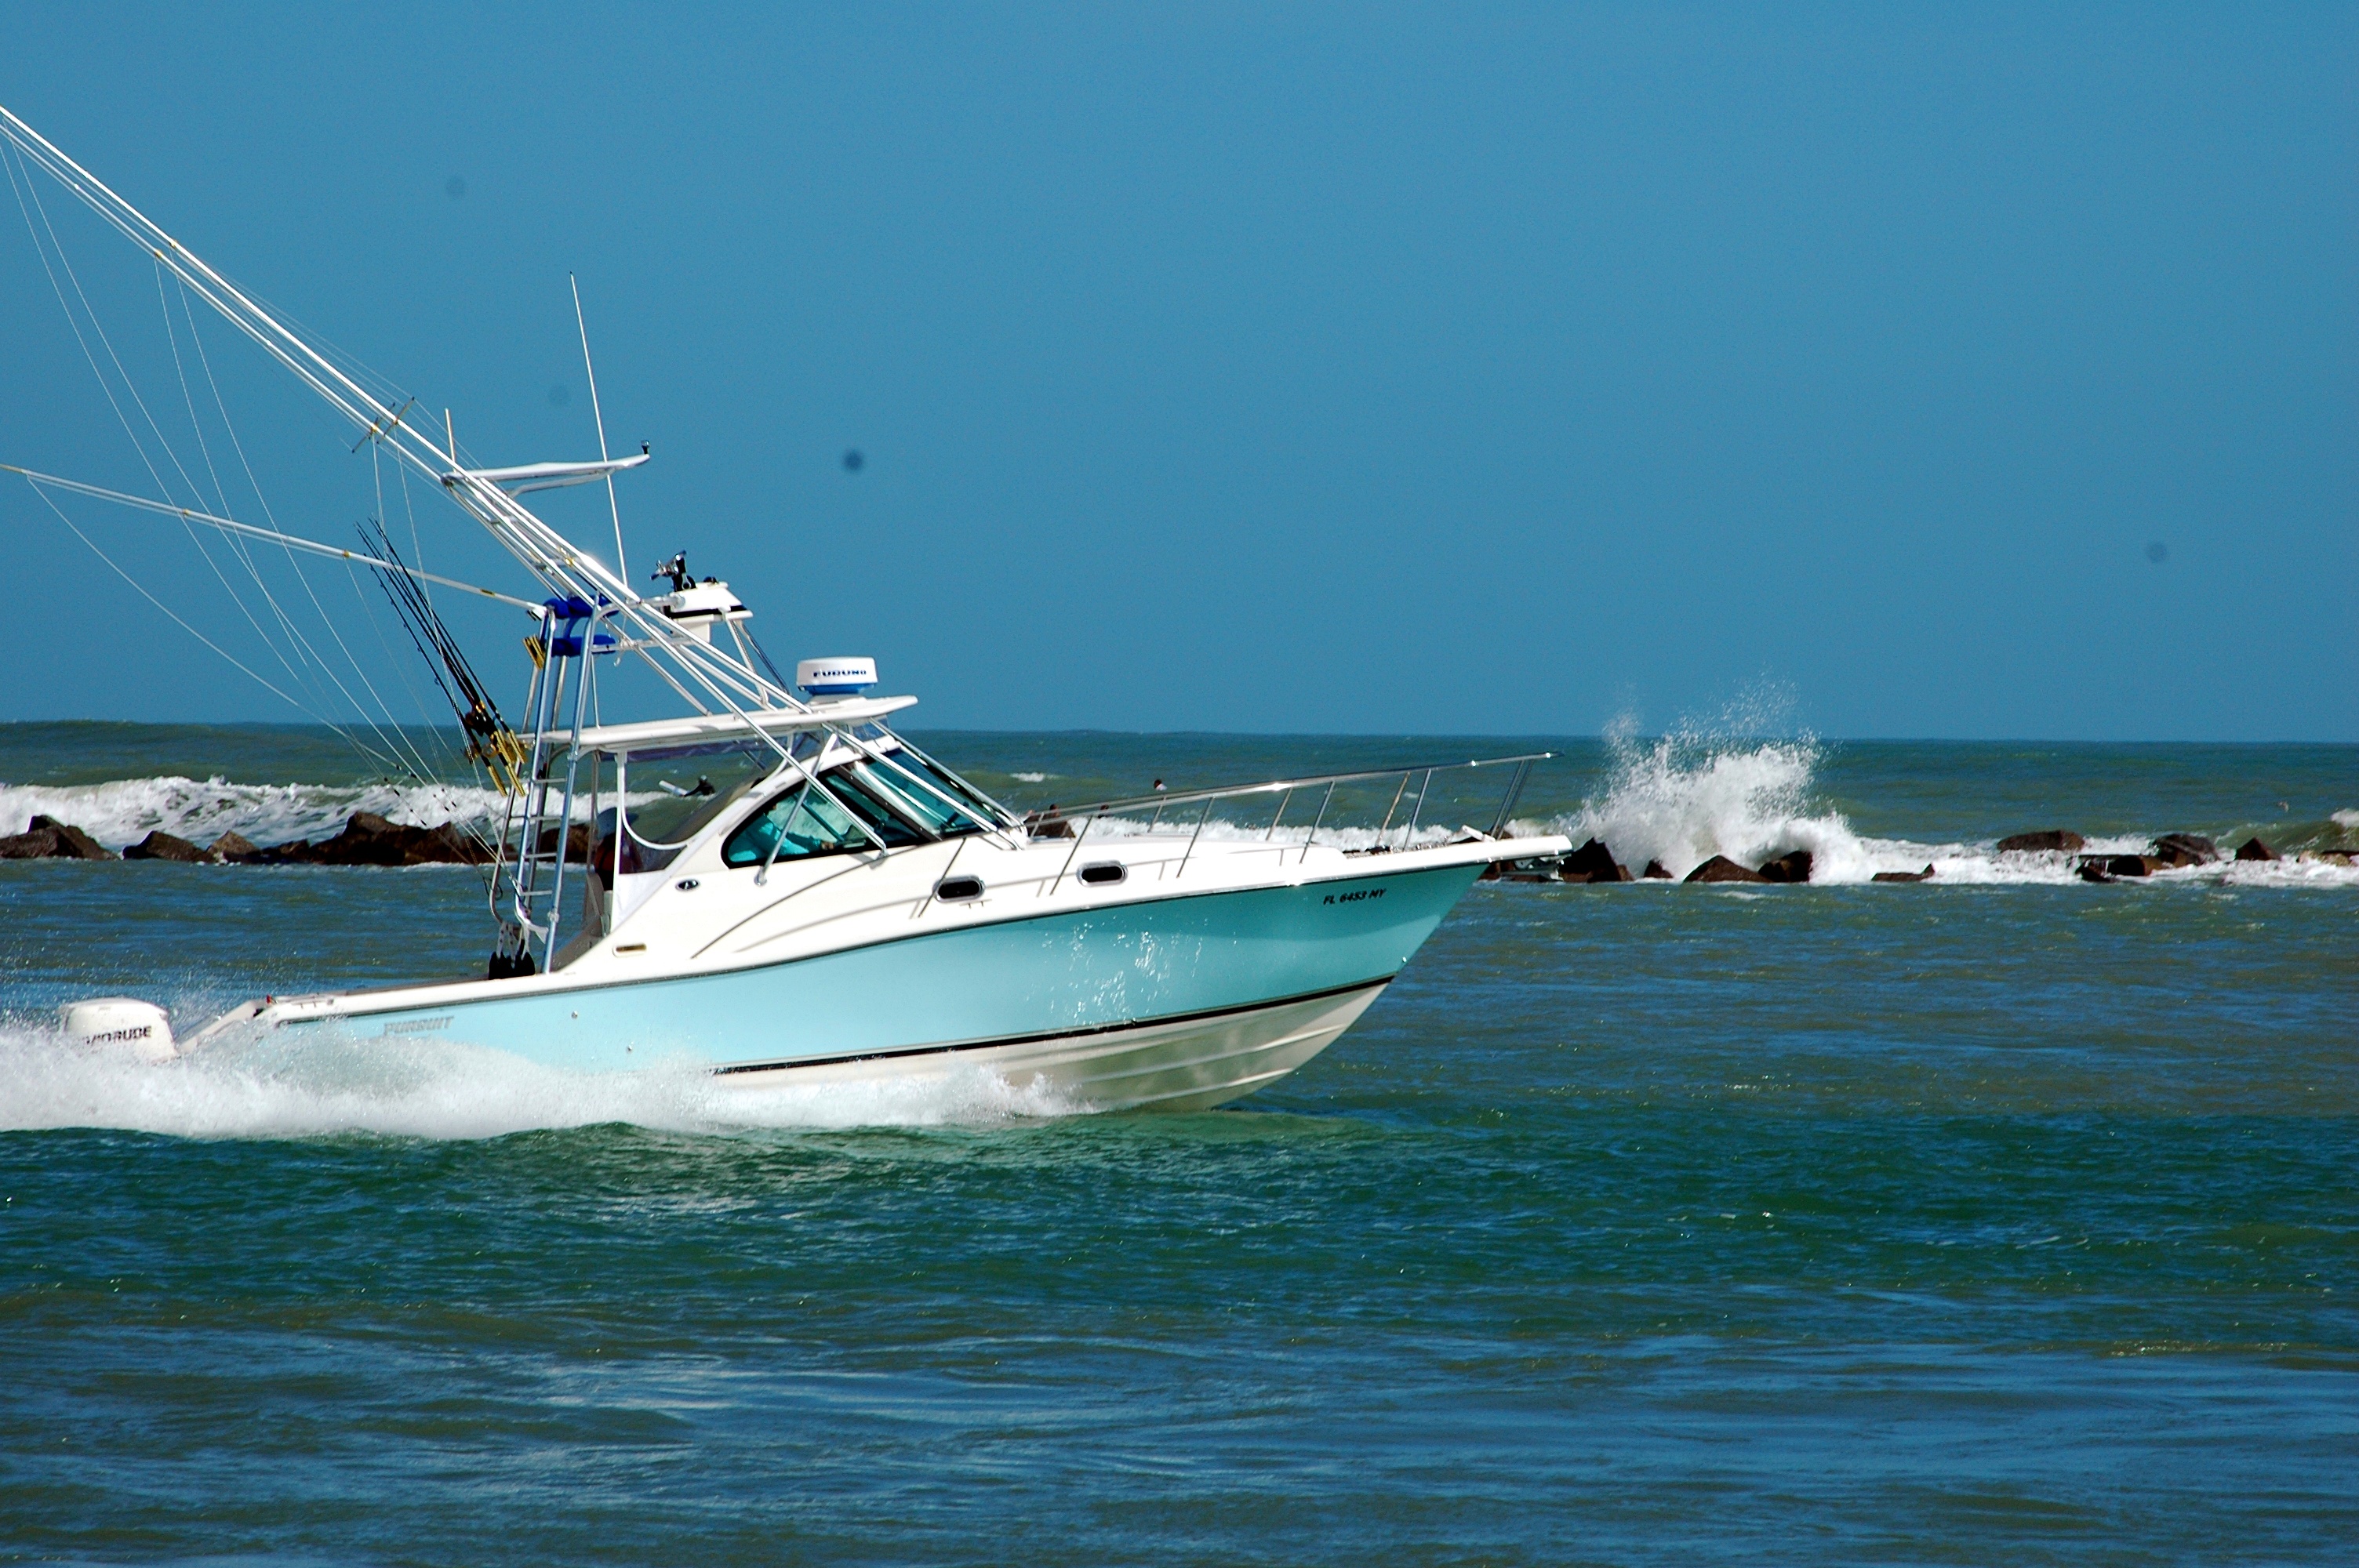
[24,815,114,859]
[0,817,116,858]
[1558,838,1631,884]
[219,812,488,869]
[1641,859,1674,880]
[318,811,490,866]
[2234,837,2277,862]
[1997,829,2086,854]
[527,822,592,863]
[2,820,124,861]
[311,811,412,866]
[2079,853,2158,879]
[428,823,494,864]
[1756,849,1813,884]
[1873,865,1936,883]
[0,827,62,859]
[124,829,215,863]
[234,838,319,866]
[1685,855,1769,884]
[2150,833,2218,868]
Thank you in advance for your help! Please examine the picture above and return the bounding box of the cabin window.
[721,784,870,867]
[617,743,775,871]
[934,875,984,902]
[1078,862,1126,886]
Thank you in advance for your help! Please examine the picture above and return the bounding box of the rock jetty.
[123,829,215,862]
[1684,855,1769,884]
[2150,833,2217,868]
[0,815,118,860]
[0,812,494,867]
[1558,838,1632,884]
[1997,829,2085,853]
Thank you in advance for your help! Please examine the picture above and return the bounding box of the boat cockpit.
[596,728,1012,880]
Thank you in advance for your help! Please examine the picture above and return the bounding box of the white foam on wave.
[1033,758,2359,887]
[0,775,644,851]
[1536,725,1877,880]
[0,775,507,851]
[0,1021,1087,1141]
[1513,722,2359,888]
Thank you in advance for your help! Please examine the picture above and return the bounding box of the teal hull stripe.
[333,865,1478,1073]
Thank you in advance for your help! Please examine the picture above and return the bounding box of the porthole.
[1078,862,1126,886]
[935,875,985,902]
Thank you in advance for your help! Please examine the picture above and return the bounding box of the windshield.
[616,733,1002,875]
[842,757,990,836]
[819,767,929,848]
[715,754,997,869]
[863,746,1006,830]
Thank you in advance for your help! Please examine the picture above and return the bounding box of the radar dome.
[795,657,878,699]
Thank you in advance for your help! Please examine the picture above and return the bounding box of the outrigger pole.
[0,465,543,612]
[1,99,987,971]
[0,100,801,728]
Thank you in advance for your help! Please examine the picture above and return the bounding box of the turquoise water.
[3,726,2355,1562]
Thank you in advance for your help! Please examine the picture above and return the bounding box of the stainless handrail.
[1036,752,1555,821]
[1027,751,1556,873]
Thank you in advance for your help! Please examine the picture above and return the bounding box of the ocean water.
[2,723,2355,1563]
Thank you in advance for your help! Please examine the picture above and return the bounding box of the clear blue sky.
[2,4,2351,739]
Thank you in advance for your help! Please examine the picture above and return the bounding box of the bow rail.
[1028,752,1555,890]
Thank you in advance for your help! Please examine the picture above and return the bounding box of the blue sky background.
[1,4,2351,739]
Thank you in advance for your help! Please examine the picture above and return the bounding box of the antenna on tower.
[570,273,627,579]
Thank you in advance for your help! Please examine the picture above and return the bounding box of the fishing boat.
[3,103,1567,1109]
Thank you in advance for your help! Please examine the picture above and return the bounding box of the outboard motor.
[60,998,176,1063]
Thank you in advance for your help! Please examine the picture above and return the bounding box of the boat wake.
[0,1022,1087,1140]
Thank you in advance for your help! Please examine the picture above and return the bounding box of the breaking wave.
[1514,725,2359,888]
[5,757,2353,888]
[2,775,540,851]
[0,1020,1087,1140]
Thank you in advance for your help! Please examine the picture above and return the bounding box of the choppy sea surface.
[3,722,2354,1563]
